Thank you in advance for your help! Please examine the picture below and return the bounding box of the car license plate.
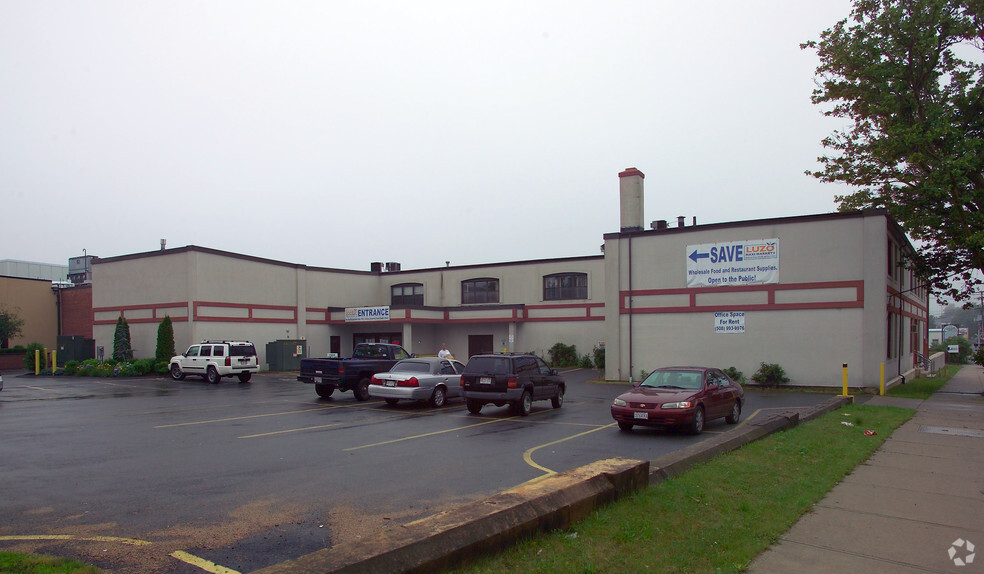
[480,377,492,384]
[634,411,649,420]
[385,380,396,387]
[314,377,322,384]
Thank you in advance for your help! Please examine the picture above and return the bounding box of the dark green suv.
[460,353,565,416]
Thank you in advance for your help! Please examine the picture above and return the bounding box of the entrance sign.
[345,306,390,322]
[714,311,745,334]
[687,239,779,287]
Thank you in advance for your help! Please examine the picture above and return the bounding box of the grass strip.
[0,551,101,574]
[452,404,914,574]
[886,364,956,399]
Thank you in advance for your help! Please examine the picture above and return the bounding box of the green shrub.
[548,342,579,367]
[592,346,605,370]
[65,360,80,375]
[23,342,46,371]
[578,354,594,369]
[751,362,790,387]
[154,360,170,375]
[723,366,746,384]
[930,336,973,364]
[132,359,156,376]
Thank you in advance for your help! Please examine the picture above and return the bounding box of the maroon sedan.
[610,366,744,434]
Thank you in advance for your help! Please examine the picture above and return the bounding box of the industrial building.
[87,168,928,389]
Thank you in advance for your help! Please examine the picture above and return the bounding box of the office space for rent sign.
[686,239,779,287]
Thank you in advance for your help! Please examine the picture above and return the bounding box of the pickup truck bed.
[298,343,412,400]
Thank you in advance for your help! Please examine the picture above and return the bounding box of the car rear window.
[464,356,512,375]
[391,361,431,374]
[230,345,256,357]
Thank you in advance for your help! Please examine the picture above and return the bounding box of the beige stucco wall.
[92,248,608,368]
[0,276,58,349]
[604,211,925,388]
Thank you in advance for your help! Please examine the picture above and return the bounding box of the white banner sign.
[345,306,390,322]
[687,239,779,287]
[714,311,745,334]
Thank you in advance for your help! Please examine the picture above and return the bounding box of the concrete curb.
[253,458,649,574]
[252,395,853,574]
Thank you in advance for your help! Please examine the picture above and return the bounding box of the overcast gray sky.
[2,1,856,272]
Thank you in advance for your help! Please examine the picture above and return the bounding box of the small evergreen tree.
[155,315,175,363]
[113,315,132,361]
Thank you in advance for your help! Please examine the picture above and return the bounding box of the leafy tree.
[113,315,132,361]
[803,0,984,303]
[0,306,25,348]
[155,315,176,363]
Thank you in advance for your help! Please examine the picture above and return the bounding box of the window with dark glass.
[543,273,588,301]
[462,278,499,304]
[391,283,423,306]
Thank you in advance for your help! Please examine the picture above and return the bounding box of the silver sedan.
[368,357,465,407]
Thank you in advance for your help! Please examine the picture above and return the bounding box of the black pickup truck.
[298,343,413,400]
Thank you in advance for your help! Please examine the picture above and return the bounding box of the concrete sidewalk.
[748,365,984,573]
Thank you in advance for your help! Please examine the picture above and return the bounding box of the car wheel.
[384,398,399,406]
[169,364,185,381]
[551,386,565,409]
[354,378,371,401]
[513,390,532,416]
[315,384,335,398]
[725,401,741,424]
[466,399,483,414]
[430,386,447,408]
[617,421,634,432]
[238,372,252,383]
[689,405,705,435]
[206,366,221,384]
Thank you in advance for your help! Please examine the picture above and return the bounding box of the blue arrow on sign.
[689,249,709,263]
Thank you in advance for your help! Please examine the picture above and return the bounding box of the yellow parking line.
[154,406,337,428]
[0,534,151,546]
[522,423,617,474]
[170,550,241,574]
[344,417,513,451]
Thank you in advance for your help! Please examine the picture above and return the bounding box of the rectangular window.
[462,279,500,304]
[391,284,423,306]
[543,273,588,300]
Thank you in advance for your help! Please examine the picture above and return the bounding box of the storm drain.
[919,426,984,439]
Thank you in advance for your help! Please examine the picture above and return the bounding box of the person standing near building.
[438,344,453,359]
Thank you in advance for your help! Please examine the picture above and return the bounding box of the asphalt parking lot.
[0,369,833,573]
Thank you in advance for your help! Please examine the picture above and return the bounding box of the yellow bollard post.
[52,350,57,372]
[880,363,885,396]
[841,363,848,396]
[35,349,40,375]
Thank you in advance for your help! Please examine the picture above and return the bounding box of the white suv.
[169,340,259,384]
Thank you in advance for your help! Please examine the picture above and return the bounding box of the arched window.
[543,273,587,301]
[391,283,423,306]
[462,278,499,304]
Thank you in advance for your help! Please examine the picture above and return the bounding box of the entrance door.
[468,335,494,359]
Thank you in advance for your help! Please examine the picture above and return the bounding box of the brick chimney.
[619,167,645,232]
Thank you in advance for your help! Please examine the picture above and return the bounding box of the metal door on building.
[468,335,493,360]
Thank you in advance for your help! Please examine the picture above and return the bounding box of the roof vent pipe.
[677,216,685,227]
[693,216,697,226]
